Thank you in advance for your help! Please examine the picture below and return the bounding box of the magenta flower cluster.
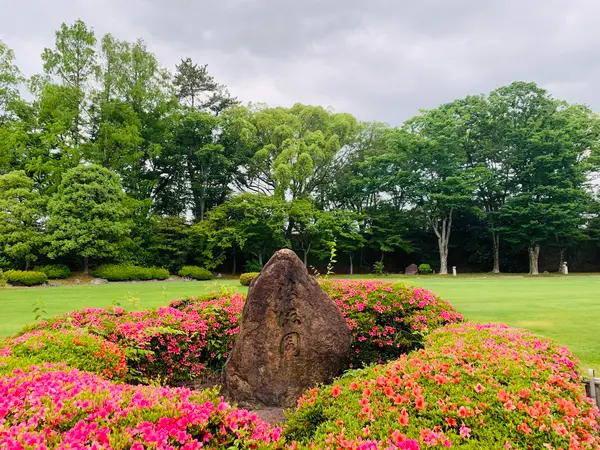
[0,364,281,449]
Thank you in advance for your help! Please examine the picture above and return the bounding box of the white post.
[563,262,568,275]
[589,369,597,407]
[452,266,457,277]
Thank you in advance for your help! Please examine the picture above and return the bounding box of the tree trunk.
[528,245,540,275]
[84,256,89,274]
[232,247,237,275]
[25,259,30,271]
[439,247,448,275]
[258,253,263,266]
[303,250,308,267]
[349,253,354,275]
[431,210,453,275]
[557,247,566,273]
[492,232,500,273]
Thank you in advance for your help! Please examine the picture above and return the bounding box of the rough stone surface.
[223,249,352,409]
[90,278,108,285]
[405,263,419,275]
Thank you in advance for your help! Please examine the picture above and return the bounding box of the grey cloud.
[1,0,600,124]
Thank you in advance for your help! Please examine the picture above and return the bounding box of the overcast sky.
[0,0,598,125]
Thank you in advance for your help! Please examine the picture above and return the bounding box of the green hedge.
[239,272,259,286]
[34,264,71,279]
[178,266,213,280]
[4,270,48,286]
[93,264,170,281]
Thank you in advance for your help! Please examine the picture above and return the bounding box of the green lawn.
[1,275,599,372]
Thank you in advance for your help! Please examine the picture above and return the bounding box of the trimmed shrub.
[240,271,259,286]
[0,366,281,449]
[418,263,432,274]
[0,269,6,287]
[34,263,71,279]
[0,329,127,380]
[4,269,47,286]
[284,323,600,449]
[322,280,463,368]
[178,265,213,280]
[93,264,169,281]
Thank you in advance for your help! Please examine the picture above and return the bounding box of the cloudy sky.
[0,0,598,125]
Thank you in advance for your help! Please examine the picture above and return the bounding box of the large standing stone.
[223,249,352,409]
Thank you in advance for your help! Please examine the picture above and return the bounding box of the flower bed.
[0,329,127,381]
[0,365,281,449]
[284,323,600,449]
[322,280,463,368]
[22,282,461,384]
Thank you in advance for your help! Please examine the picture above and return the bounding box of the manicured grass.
[0,280,245,338]
[1,274,599,372]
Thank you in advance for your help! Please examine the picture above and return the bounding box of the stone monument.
[223,249,352,408]
[405,263,419,275]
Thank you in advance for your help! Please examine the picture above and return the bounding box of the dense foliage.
[240,272,259,286]
[34,263,71,279]
[4,270,47,286]
[178,265,213,280]
[1,21,600,275]
[284,323,600,449]
[0,366,281,449]
[93,264,169,281]
[0,329,127,380]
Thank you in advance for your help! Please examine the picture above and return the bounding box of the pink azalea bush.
[0,329,127,381]
[24,294,244,385]
[283,323,600,449]
[322,280,463,368]
[0,364,281,449]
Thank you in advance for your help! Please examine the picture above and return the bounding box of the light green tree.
[0,171,44,269]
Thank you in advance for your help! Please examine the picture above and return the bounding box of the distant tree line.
[1,20,600,275]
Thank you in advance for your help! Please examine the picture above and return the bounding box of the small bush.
[418,263,433,274]
[372,260,385,274]
[178,265,213,280]
[0,269,6,287]
[285,323,600,449]
[93,264,169,281]
[34,263,71,279]
[0,329,127,380]
[0,367,282,449]
[240,272,259,286]
[4,270,47,286]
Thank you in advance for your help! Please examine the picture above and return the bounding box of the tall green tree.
[0,171,44,269]
[490,83,600,274]
[45,164,131,272]
[400,103,476,275]
[243,103,359,200]
[174,58,238,114]
[193,193,288,271]
[41,19,98,149]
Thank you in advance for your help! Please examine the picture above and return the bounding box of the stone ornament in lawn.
[223,249,352,409]
[405,263,418,275]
